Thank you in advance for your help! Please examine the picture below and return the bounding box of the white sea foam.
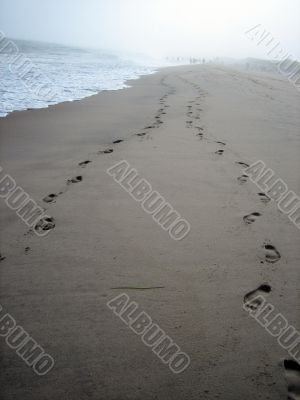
[0,39,158,117]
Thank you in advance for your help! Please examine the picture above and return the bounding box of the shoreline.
[0,64,299,400]
[0,63,285,121]
[0,65,162,119]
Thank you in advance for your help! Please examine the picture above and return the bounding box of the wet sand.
[0,65,299,399]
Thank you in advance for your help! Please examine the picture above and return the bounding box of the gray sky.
[1,0,299,60]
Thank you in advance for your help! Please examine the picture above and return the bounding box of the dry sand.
[0,65,299,399]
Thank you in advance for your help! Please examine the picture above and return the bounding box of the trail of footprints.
[136,78,174,139]
[241,178,292,397]
[181,77,290,394]
[9,76,297,393]
[183,79,229,159]
[185,97,206,133]
[25,77,176,239]
[41,141,121,220]
[3,75,299,398]
[233,142,292,396]
[39,145,120,231]
[0,78,175,257]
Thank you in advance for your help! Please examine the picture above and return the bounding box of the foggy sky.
[1,0,299,60]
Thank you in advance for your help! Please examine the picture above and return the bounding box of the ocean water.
[0,39,157,117]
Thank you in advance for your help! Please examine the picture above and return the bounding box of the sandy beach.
[0,64,299,399]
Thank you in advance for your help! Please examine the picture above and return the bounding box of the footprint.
[258,192,271,204]
[236,161,250,168]
[0,253,6,262]
[243,212,261,224]
[79,160,91,167]
[237,174,249,184]
[244,283,271,311]
[195,127,204,136]
[113,139,124,144]
[264,243,281,263]
[25,246,31,254]
[186,121,193,128]
[284,359,300,400]
[215,149,224,155]
[67,176,82,184]
[136,133,146,137]
[35,216,55,233]
[216,141,226,146]
[98,148,113,154]
[145,125,155,130]
[43,193,57,203]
